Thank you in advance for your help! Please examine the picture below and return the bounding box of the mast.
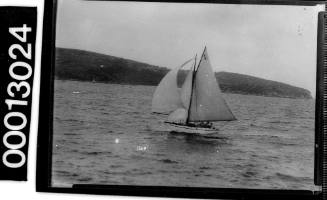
[186,54,197,124]
[196,46,207,71]
[186,47,206,124]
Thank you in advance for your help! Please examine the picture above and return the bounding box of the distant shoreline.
[54,78,313,100]
[54,47,312,100]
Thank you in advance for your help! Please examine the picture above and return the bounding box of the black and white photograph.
[51,0,324,190]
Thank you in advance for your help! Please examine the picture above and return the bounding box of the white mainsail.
[151,58,194,114]
[188,48,236,122]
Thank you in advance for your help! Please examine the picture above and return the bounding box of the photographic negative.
[37,0,326,198]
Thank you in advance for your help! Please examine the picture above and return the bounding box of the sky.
[56,0,325,95]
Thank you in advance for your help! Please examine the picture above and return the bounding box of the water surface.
[52,80,315,190]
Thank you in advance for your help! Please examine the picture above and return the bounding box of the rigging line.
[193,47,207,119]
[186,54,197,124]
[196,46,207,72]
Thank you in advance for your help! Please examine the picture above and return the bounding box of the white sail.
[151,58,193,114]
[188,48,236,122]
[167,61,195,123]
[166,108,188,123]
[180,64,194,109]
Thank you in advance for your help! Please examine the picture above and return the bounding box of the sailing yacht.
[151,47,236,134]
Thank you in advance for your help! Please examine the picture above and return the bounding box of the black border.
[36,0,326,199]
[315,11,325,187]
[36,0,56,190]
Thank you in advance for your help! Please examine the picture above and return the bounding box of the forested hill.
[55,48,312,99]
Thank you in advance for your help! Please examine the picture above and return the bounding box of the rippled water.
[52,80,315,190]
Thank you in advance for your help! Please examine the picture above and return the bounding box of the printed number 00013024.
[3,24,32,168]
